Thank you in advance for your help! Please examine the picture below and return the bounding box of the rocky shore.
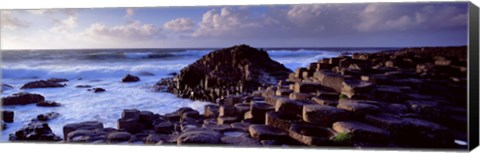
[1,45,468,149]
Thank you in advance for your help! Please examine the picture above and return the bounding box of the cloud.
[163,18,195,32]
[1,11,30,30]
[50,15,78,33]
[355,3,467,32]
[27,9,78,16]
[193,7,262,38]
[125,8,135,18]
[84,21,162,41]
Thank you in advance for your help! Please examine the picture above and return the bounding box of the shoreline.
[1,45,468,149]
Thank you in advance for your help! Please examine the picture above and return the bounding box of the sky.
[0,2,469,49]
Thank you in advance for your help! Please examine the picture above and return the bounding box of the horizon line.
[0,44,468,51]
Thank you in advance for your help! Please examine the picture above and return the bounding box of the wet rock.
[75,85,92,88]
[332,121,390,143]
[46,78,69,83]
[36,101,61,107]
[63,121,104,140]
[177,129,223,145]
[2,92,45,106]
[2,110,14,123]
[66,129,106,143]
[107,132,133,143]
[34,112,60,122]
[20,80,66,89]
[302,105,350,126]
[289,123,337,146]
[122,109,140,120]
[10,122,62,141]
[248,125,289,142]
[122,74,140,82]
[89,87,106,93]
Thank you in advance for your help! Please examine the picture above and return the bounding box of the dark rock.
[9,122,62,141]
[265,111,301,131]
[158,44,292,102]
[177,129,223,145]
[289,123,337,146]
[221,135,261,146]
[63,121,104,140]
[219,105,237,117]
[248,125,289,142]
[122,109,140,120]
[34,112,60,122]
[231,122,251,131]
[1,120,6,130]
[90,88,106,93]
[275,98,312,118]
[139,111,154,125]
[122,74,140,82]
[245,102,274,124]
[332,121,390,143]
[46,78,69,83]
[337,102,380,116]
[118,118,144,134]
[302,105,350,126]
[20,80,66,89]
[204,104,220,118]
[2,110,14,123]
[217,116,240,125]
[75,85,92,88]
[36,101,61,107]
[66,129,107,143]
[107,132,133,143]
[154,121,174,134]
[2,92,45,106]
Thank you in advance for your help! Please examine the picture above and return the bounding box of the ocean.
[0,47,387,141]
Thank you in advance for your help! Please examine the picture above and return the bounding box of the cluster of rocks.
[155,44,292,102]
[154,45,467,149]
[9,112,62,141]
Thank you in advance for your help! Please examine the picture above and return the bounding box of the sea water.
[0,48,382,141]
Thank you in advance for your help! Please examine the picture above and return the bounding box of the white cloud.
[355,3,467,32]
[125,8,135,18]
[84,21,162,41]
[50,15,78,33]
[163,18,195,32]
[193,7,261,38]
[1,11,30,30]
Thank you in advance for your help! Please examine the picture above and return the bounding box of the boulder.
[177,129,223,145]
[122,74,140,82]
[122,109,140,120]
[63,121,104,140]
[2,92,45,106]
[341,79,374,99]
[66,129,108,143]
[107,132,133,143]
[289,123,337,146]
[275,98,312,118]
[248,125,289,142]
[302,105,350,126]
[20,80,66,89]
[46,78,69,83]
[118,118,144,134]
[332,121,390,143]
[2,110,14,123]
[36,101,61,107]
[10,122,62,141]
[35,112,60,122]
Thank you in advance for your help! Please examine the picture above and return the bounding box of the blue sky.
[0,2,469,49]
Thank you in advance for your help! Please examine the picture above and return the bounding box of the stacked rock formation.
[155,44,292,102]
